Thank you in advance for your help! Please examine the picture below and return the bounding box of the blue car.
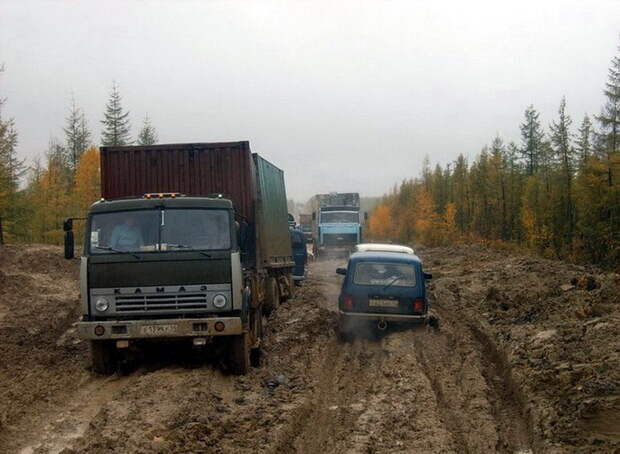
[290,226,308,285]
[336,250,433,338]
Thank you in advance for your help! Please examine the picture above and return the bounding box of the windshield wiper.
[383,276,402,290]
[167,244,212,258]
[167,243,192,249]
[94,246,141,260]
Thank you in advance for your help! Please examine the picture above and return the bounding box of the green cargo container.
[253,154,293,269]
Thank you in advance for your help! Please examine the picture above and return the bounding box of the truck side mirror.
[423,272,433,280]
[336,267,347,276]
[64,229,75,259]
[364,212,368,221]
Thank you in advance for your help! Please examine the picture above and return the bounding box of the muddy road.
[1,245,619,453]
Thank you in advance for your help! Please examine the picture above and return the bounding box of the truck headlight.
[95,296,110,312]
[212,294,227,308]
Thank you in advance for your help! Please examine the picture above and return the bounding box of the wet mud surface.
[0,245,619,453]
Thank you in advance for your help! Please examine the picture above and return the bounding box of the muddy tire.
[337,317,354,343]
[263,277,279,316]
[427,315,440,330]
[90,340,117,375]
[250,307,263,368]
[228,332,251,375]
[281,274,294,302]
[250,346,262,367]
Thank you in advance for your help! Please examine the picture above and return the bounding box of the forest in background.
[0,81,157,244]
[368,40,620,268]
[1,38,620,268]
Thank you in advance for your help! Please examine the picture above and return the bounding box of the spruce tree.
[550,97,576,245]
[595,38,620,246]
[100,82,132,146]
[0,64,25,242]
[64,97,91,173]
[575,114,593,164]
[137,114,158,145]
[596,40,620,160]
[519,105,545,175]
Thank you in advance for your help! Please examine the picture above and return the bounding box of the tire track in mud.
[17,375,134,454]
[2,251,539,453]
[273,261,458,454]
[272,338,381,454]
[412,295,535,454]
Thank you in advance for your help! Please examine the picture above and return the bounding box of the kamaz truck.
[311,192,364,258]
[64,141,294,375]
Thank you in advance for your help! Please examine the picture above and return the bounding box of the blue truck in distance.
[311,192,363,258]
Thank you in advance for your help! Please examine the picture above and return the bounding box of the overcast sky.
[1,0,619,201]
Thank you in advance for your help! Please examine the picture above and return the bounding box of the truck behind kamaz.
[298,213,313,243]
[64,141,294,375]
[311,192,363,258]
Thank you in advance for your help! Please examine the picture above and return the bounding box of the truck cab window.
[90,211,159,253]
[89,209,232,253]
[162,209,231,250]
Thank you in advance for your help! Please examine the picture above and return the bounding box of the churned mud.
[0,244,618,453]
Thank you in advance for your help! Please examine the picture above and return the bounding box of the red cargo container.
[100,142,256,222]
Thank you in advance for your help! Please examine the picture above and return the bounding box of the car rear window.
[353,262,416,287]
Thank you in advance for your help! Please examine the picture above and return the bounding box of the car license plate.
[140,324,177,336]
[369,299,399,308]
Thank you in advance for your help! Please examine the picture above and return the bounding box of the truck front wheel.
[228,332,251,375]
[90,340,118,374]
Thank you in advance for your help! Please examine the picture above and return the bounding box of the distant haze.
[1,0,619,201]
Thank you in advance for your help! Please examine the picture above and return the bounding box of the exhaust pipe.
[377,320,388,331]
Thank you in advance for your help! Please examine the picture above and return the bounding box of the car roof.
[349,251,422,264]
[354,243,414,254]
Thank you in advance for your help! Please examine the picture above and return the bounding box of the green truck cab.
[65,142,294,375]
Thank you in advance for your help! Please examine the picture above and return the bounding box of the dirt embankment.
[418,245,620,453]
[0,245,85,453]
[0,244,618,453]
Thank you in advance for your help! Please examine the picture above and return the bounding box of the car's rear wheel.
[337,316,354,342]
[427,315,440,330]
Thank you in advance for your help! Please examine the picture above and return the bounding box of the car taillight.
[343,295,354,310]
[413,299,425,313]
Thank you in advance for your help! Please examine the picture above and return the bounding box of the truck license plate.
[140,324,178,336]
[369,299,399,308]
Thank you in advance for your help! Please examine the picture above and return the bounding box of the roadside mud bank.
[418,245,620,453]
[0,244,618,453]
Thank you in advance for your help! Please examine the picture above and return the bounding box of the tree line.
[368,40,620,267]
[0,78,158,244]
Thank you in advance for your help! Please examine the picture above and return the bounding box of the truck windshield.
[321,211,359,223]
[89,209,231,254]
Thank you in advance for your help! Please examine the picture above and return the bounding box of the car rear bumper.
[338,310,427,323]
[77,316,243,340]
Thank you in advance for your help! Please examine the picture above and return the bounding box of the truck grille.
[323,233,358,247]
[115,293,209,312]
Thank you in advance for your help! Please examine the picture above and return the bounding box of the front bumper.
[338,310,427,323]
[77,316,243,340]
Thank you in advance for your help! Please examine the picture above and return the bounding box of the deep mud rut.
[1,245,619,453]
